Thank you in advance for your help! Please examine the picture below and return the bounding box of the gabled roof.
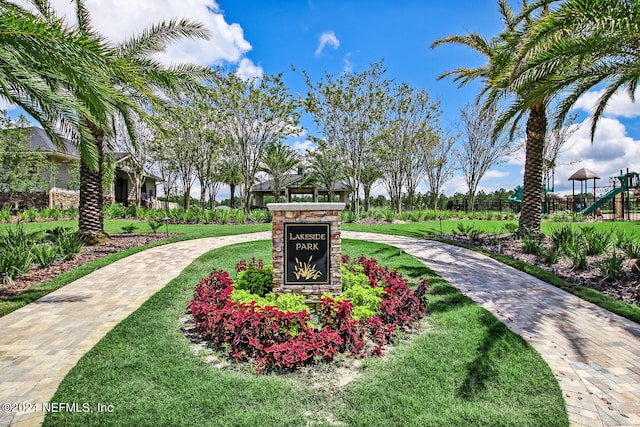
[24,126,79,158]
[17,127,162,181]
[252,172,350,192]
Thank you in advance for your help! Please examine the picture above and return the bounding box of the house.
[0,126,159,209]
[251,168,350,208]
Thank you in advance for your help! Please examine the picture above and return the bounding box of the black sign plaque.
[284,223,330,285]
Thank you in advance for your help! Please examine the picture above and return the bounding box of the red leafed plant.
[188,256,428,373]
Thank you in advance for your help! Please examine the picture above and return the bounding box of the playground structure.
[508,168,640,220]
[579,170,640,219]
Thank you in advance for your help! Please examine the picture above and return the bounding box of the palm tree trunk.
[519,101,547,234]
[78,123,108,243]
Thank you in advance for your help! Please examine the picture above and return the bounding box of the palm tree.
[508,0,640,139]
[303,140,346,203]
[59,0,212,241]
[0,1,121,169]
[259,141,299,203]
[220,161,243,209]
[432,0,549,234]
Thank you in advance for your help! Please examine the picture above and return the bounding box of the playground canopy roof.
[568,168,600,181]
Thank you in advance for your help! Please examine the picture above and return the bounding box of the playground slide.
[579,187,625,215]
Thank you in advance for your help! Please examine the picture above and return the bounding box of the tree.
[9,0,212,239]
[0,113,47,205]
[219,160,243,209]
[423,131,457,210]
[303,61,391,215]
[302,139,346,202]
[149,131,179,210]
[377,83,439,213]
[456,103,516,212]
[259,141,299,203]
[511,0,640,139]
[432,0,550,233]
[0,1,121,164]
[360,158,383,213]
[215,72,300,213]
[71,1,211,239]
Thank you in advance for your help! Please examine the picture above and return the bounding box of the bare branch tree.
[456,102,517,211]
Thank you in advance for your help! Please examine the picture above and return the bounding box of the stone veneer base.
[268,203,346,303]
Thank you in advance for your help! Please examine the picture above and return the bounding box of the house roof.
[252,172,350,193]
[21,127,162,181]
[25,127,80,158]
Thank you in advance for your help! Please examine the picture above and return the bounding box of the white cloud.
[20,0,253,68]
[235,58,264,80]
[343,52,353,73]
[0,98,16,112]
[573,87,640,118]
[483,170,510,180]
[553,117,640,193]
[292,139,314,154]
[315,31,339,57]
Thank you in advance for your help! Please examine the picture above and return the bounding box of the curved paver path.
[0,230,639,426]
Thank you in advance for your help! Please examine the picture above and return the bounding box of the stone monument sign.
[268,203,345,302]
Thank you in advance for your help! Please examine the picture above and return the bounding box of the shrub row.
[520,224,640,280]
[0,225,85,282]
[188,256,427,373]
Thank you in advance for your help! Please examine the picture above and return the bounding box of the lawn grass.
[44,240,568,427]
[0,222,269,317]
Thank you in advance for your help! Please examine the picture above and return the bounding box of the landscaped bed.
[44,239,568,426]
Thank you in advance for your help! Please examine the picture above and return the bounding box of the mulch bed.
[0,234,172,299]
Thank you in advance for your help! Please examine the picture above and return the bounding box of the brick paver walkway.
[0,230,639,426]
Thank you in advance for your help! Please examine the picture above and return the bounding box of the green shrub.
[341,265,370,291]
[568,247,588,270]
[616,231,640,258]
[232,209,246,224]
[19,207,38,222]
[235,265,273,297]
[148,221,162,234]
[549,224,575,250]
[55,232,85,261]
[104,203,127,219]
[0,206,10,223]
[339,284,385,321]
[580,226,612,256]
[229,290,307,314]
[342,210,357,223]
[503,222,518,234]
[383,209,395,223]
[218,209,231,224]
[121,223,138,234]
[597,251,624,282]
[65,206,79,219]
[0,243,34,280]
[521,232,541,255]
[541,246,559,265]
[274,293,307,313]
[31,242,59,268]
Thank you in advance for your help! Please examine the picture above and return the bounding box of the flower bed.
[188,255,428,373]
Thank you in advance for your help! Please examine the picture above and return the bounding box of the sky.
[6,0,640,200]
